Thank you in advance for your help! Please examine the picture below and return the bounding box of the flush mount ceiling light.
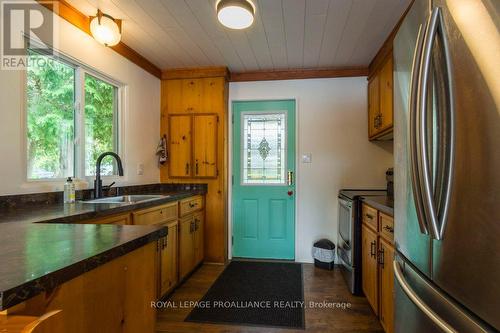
[90,10,122,46]
[216,0,255,30]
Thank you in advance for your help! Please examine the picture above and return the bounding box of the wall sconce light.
[90,9,122,47]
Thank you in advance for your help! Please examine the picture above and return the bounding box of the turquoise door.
[232,100,296,259]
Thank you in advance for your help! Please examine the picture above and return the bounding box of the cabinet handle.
[189,202,198,208]
[185,163,190,175]
[366,213,374,220]
[384,225,394,233]
[195,161,199,175]
[370,240,376,258]
[378,248,385,268]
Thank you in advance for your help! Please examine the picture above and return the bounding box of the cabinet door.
[368,75,380,138]
[362,223,379,315]
[160,222,178,296]
[179,216,194,280]
[169,115,192,177]
[379,237,395,333]
[181,79,203,113]
[379,56,393,132]
[193,115,217,177]
[194,212,204,265]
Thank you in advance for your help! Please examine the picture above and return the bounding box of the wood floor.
[156,263,383,333]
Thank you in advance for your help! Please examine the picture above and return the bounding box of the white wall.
[0,6,161,195]
[229,78,394,263]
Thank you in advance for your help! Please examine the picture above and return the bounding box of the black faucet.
[94,152,124,199]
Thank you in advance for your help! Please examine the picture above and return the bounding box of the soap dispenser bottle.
[64,177,76,203]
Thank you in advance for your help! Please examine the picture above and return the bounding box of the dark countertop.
[0,222,166,310]
[0,190,205,225]
[361,195,394,216]
[0,188,206,310]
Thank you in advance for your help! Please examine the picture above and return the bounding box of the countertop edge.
[0,225,167,311]
[360,196,394,216]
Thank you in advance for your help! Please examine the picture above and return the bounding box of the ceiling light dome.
[90,10,122,46]
[216,0,255,30]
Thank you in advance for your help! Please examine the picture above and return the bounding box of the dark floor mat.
[185,261,305,329]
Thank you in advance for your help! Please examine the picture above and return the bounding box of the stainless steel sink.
[81,195,168,204]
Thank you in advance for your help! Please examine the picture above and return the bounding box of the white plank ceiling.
[66,0,411,71]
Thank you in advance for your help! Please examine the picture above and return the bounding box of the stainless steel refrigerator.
[393,0,500,332]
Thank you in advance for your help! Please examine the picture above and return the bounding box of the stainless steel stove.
[337,189,386,295]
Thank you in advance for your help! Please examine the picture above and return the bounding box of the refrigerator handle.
[417,7,441,240]
[409,23,429,235]
[434,9,455,240]
[393,260,457,333]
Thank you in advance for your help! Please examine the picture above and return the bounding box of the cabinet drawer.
[362,203,378,231]
[86,213,131,225]
[379,212,394,242]
[133,202,178,225]
[179,196,203,217]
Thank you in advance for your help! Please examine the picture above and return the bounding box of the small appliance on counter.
[337,188,386,295]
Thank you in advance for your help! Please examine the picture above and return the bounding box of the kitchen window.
[26,49,121,180]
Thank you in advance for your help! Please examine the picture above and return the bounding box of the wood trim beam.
[161,67,229,80]
[37,0,162,79]
[368,0,415,78]
[229,67,368,82]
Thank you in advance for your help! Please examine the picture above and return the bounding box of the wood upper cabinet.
[168,114,218,178]
[169,115,192,177]
[368,51,393,140]
[379,56,393,132]
[378,237,395,333]
[368,75,380,138]
[193,115,217,177]
[362,223,379,315]
[159,221,178,296]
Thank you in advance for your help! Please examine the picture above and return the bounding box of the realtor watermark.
[1,0,59,70]
[151,300,352,310]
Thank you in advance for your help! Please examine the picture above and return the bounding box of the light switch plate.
[301,153,312,163]
[137,163,144,175]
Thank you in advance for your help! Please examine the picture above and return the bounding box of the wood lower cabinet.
[179,205,204,281]
[133,202,179,298]
[63,196,205,298]
[361,203,395,333]
[159,221,178,296]
[194,212,204,265]
[179,216,195,280]
[7,243,157,333]
[362,223,379,315]
[379,237,395,333]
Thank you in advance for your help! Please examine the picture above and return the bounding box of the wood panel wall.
[160,73,228,264]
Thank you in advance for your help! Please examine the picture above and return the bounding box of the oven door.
[338,196,353,265]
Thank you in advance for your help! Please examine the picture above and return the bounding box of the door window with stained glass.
[241,112,286,185]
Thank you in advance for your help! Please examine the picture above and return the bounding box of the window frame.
[23,45,125,185]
